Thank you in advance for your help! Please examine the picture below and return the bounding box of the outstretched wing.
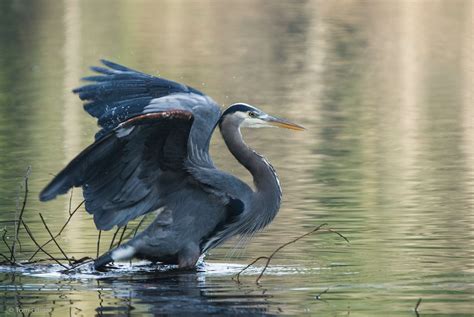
[40,60,223,230]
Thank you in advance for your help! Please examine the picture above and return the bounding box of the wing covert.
[40,110,194,230]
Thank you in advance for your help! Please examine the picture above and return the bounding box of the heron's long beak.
[265,115,305,131]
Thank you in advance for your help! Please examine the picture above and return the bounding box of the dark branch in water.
[233,223,350,284]
[1,170,148,272]
[96,230,102,258]
[21,220,68,269]
[233,256,269,284]
[28,199,84,261]
[415,298,422,316]
[116,225,127,248]
[39,213,72,266]
[2,229,13,258]
[68,189,74,215]
[315,287,330,300]
[10,166,31,261]
[21,257,72,264]
[133,217,146,238]
[109,227,121,251]
[61,258,95,273]
[0,251,15,265]
[327,228,350,243]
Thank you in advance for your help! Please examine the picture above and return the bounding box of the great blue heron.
[40,60,304,270]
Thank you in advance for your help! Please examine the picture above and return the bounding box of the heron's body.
[40,60,303,270]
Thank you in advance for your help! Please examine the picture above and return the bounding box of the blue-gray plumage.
[39,60,304,270]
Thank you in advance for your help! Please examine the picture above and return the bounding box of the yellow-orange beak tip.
[269,120,305,131]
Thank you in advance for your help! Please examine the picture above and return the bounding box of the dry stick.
[108,227,121,251]
[28,200,84,261]
[414,298,422,315]
[68,189,74,215]
[233,256,269,284]
[233,223,328,283]
[133,217,146,238]
[10,166,31,261]
[21,257,72,264]
[233,223,350,284]
[39,213,72,265]
[0,252,15,264]
[1,231,15,265]
[96,230,102,258]
[116,225,127,248]
[115,215,147,245]
[2,229,12,256]
[61,258,95,274]
[70,256,93,265]
[21,220,68,269]
[315,287,330,300]
[327,228,350,243]
[255,223,330,284]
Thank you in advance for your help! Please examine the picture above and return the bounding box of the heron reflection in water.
[40,60,304,270]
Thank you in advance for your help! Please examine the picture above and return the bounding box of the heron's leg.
[178,242,200,269]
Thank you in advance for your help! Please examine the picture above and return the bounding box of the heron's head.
[220,103,304,131]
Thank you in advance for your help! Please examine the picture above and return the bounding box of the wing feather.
[40,60,228,230]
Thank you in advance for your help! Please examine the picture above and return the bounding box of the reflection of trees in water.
[95,270,273,316]
[313,0,474,293]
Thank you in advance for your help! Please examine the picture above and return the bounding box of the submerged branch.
[109,227,121,251]
[415,298,422,316]
[233,223,350,284]
[232,256,269,284]
[21,220,68,269]
[2,229,12,257]
[10,166,31,261]
[39,213,72,265]
[28,199,84,261]
[116,225,127,248]
[96,230,102,258]
[61,258,95,273]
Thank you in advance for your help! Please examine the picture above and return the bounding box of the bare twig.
[415,298,422,316]
[21,220,68,269]
[0,252,15,265]
[315,287,330,300]
[255,223,330,284]
[327,228,350,243]
[233,223,350,284]
[133,217,146,238]
[68,189,74,215]
[28,199,84,261]
[232,256,269,284]
[96,230,102,258]
[61,258,95,273]
[10,166,31,260]
[20,257,72,264]
[116,225,127,248]
[108,227,121,251]
[2,229,12,257]
[39,213,72,265]
[71,256,93,265]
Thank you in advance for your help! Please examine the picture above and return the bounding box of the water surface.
[0,0,473,316]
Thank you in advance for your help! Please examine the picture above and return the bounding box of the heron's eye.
[248,111,257,118]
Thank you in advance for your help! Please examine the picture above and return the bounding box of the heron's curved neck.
[219,117,281,228]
